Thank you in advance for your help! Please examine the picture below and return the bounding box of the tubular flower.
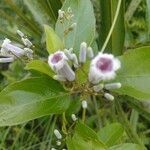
[0,38,33,59]
[48,51,75,81]
[88,53,121,84]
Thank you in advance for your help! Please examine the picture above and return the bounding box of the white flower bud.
[0,57,14,63]
[69,48,73,53]
[93,84,104,92]
[22,38,33,47]
[64,49,72,60]
[87,47,94,59]
[56,140,61,146]
[82,100,87,109]
[24,48,33,59]
[54,129,62,140]
[58,9,65,19]
[17,30,24,37]
[71,114,78,121]
[53,75,66,81]
[104,93,114,101]
[72,54,79,68]
[79,42,87,63]
[70,23,77,30]
[104,82,121,90]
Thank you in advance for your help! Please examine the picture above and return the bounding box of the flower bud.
[71,114,78,121]
[87,47,94,59]
[79,42,87,63]
[54,129,62,140]
[21,38,33,47]
[56,140,61,146]
[17,30,24,37]
[69,23,77,30]
[104,82,121,90]
[72,54,79,68]
[82,100,87,109]
[58,9,65,19]
[104,93,114,101]
[93,84,104,92]
[64,49,72,60]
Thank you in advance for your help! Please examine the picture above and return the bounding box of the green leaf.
[0,77,70,126]
[25,60,54,77]
[108,143,145,150]
[67,122,106,150]
[99,0,125,55]
[55,0,96,54]
[115,46,150,100]
[44,25,64,53]
[97,123,124,147]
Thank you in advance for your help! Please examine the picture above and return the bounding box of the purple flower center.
[51,53,62,64]
[96,57,113,72]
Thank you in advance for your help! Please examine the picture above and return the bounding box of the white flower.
[48,51,75,81]
[48,51,68,71]
[88,53,121,84]
[1,38,25,57]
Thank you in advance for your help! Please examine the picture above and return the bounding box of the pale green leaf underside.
[55,0,96,53]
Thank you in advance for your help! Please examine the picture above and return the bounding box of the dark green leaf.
[115,46,150,100]
[66,122,106,150]
[0,77,70,126]
[25,60,54,77]
[108,143,145,150]
[98,123,124,147]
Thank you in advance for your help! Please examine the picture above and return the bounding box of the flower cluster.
[48,42,121,101]
[0,30,33,63]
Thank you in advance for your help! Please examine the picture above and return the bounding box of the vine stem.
[82,108,86,123]
[115,98,145,148]
[92,96,101,129]
[100,0,122,53]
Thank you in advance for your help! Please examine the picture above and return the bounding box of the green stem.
[92,96,101,129]
[100,0,122,53]
[82,108,86,123]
